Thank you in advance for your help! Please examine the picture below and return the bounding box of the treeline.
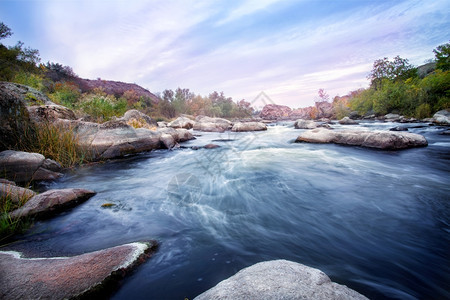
[157,88,254,119]
[0,22,254,122]
[338,42,449,119]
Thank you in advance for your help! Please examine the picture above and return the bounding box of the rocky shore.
[0,82,447,299]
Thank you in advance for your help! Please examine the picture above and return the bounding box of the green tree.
[0,22,12,40]
[367,56,416,90]
[433,41,450,71]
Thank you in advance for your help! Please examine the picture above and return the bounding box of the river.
[10,121,450,299]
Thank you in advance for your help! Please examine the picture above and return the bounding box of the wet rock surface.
[296,128,428,150]
[0,241,157,300]
[231,122,267,132]
[9,188,96,219]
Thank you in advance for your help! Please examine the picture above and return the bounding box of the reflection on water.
[9,122,450,299]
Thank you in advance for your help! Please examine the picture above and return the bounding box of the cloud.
[8,0,448,108]
[215,0,291,26]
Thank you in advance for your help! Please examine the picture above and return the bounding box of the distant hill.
[74,78,160,103]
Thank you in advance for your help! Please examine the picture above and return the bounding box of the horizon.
[0,0,448,109]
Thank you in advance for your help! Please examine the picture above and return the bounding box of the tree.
[367,56,416,90]
[433,41,450,71]
[317,88,330,102]
[0,22,12,40]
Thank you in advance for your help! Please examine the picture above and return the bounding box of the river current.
[10,121,450,299]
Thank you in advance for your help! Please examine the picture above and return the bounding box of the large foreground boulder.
[231,122,267,132]
[0,150,63,183]
[9,188,96,219]
[58,119,194,160]
[295,128,428,150]
[0,241,157,300]
[195,260,368,300]
[0,82,40,151]
[193,116,233,132]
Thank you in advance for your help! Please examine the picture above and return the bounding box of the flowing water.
[9,122,450,299]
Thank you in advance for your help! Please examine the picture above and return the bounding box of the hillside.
[74,78,160,103]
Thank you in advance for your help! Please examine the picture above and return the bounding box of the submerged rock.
[231,122,267,132]
[295,128,428,150]
[390,126,408,132]
[0,241,157,300]
[338,117,358,125]
[9,188,96,219]
[195,260,368,300]
[0,150,63,183]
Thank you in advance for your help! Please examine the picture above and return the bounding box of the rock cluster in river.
[296,128,428,150]
[0,241,157,300]
[195,260,368,300]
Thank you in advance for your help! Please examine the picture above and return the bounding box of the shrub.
[48,81,81,108]
[12,71,45,91]
[415,103,431,119]
[79,92,127,123]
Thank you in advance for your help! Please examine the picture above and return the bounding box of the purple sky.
[1,0,448,109]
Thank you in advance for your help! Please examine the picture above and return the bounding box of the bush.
[48,81,81,108]
[12,71,44,91]
[415,103,431,119]
[79,93,127,123]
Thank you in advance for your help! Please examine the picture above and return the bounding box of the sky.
[0,0,449,109]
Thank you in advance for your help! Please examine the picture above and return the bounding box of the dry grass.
[19,122,90,168]
[126,117,158,131]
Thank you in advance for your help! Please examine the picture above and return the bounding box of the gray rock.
[193,116,233,132]
[338,117,358,125]
[157,121,168,127]
[384,113,401,121]
[0,82,36,151]
[296,128,428,150]
[432,109,450,125]
[27,104,77,122]
[9,188,96,219]
[118,109,155,128]
[0,183,36,204]
[168,116,195,129]
[231,122,267,132]
[0,150,63,183]
[0,241,157,300]
[195,260,368,300]
[294,119,318,129]
[390,126,408,131]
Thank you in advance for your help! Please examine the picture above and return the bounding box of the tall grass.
[19,122,89,168]
[0,190,32,244]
